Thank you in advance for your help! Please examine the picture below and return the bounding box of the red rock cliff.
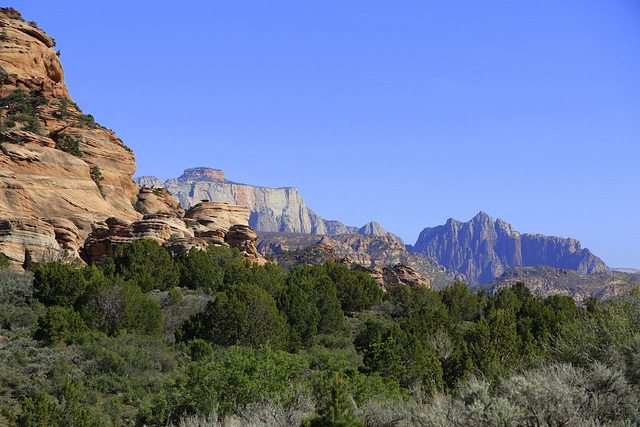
[0,9,138,265]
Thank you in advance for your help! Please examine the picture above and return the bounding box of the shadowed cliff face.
[409,211,609,285]
[0,9,138,265]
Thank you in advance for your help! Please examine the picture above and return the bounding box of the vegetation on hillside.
[0,241,639,425]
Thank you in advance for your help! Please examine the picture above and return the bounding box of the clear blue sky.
[14,1,640,268]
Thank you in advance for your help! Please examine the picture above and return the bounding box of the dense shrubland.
[0,240,639,425]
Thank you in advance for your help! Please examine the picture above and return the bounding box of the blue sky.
[14,1,640,268]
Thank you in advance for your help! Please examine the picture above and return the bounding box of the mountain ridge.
[409,211,609,285]
[135,167,404,244]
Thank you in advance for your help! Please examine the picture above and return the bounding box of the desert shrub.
[550,299,636,367]
[55,135,82,157]
[12,377,107,427]
[0,268,38,334]
[79,282,162,336]
[139,346,309,424]
[89,165,105,198]
[33,305,88,345]
[77,113,97,128]
[582,362,640,424]
[70,332,181,400]
[154,290,213,343]
[0,252,10,269]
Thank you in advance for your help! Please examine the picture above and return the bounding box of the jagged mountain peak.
[410,213,608,285]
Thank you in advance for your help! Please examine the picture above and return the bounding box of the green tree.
[440,281,480,322]
[325,262,382,312]
[175,246,221,291]
[176,282,290,350]
[33,305,88,345]
[114,239,179,292]
[33,261,86,307]
[466,308,522,377]
[302,374,364,427]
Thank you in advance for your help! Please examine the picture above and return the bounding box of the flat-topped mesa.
[0,9,139,267]
[179,167,226,182]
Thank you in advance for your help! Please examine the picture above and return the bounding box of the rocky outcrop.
[480,265,640,303]
[135,168,402,243]
[258,232,461,290]
[0,217,59,266]
[83,202,265,265]
[0,9,138,265]
[409,211,609,285]
[133,187,184,218]
[184,201,250,232]
[382,264,431,289]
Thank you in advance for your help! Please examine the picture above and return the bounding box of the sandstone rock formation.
[83,203,265,265]
[409,211,609,285]
[135,168,403,243]
[133,187,184,218]
[0,9,138,264]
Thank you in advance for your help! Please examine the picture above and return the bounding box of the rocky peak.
[410,211,609,285]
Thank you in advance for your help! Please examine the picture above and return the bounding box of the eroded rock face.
[0,9,138,266]
[410,211,609,285]
[83,203,265,265]
[0,217,59,266]
[382,264,431,289]
[133,187,184,218]
[184,201,250,232]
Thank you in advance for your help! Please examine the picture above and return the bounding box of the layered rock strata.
[83,203,265,265]
[0,9,138,264]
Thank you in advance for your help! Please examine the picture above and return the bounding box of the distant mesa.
[134,168,403,244]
